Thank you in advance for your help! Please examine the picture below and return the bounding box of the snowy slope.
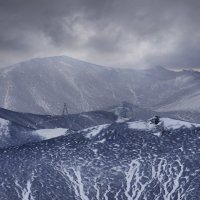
[0,117,200,199]
[156,91,200,112]
[33,128,68,140]
[127,117,200,138]
[128,118,200,132]
[0,56,200,114]
[0,118,9,137]
[0,107,117,148]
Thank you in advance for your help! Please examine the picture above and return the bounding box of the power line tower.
[62,103,68,116]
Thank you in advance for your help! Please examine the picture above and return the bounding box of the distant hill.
[0,56,200,114]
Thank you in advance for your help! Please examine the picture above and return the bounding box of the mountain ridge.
[0,56,200,115]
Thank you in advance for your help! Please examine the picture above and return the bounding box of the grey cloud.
[0,0,200,68]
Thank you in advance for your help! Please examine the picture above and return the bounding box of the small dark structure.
[62,103,68,116]
[150,116,160,125]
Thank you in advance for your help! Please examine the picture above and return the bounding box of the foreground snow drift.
[128,117,200,131]
[0,117,200,199]
[33,128,68,140]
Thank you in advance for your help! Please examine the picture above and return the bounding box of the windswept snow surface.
[0,116,200,199]
[0,118,9,137]
[82,124,110,138]
[0,117,200,199]
[34,128,68,140]
[128,118,200,131]
[161,117,200,129]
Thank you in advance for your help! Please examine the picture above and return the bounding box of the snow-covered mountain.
[1,56,200,199]
[0,107,116,148]
[1,104,200,148]
[0,56,200,114]
[0,116,200,199]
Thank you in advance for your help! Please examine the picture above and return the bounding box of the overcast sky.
[0,0,200,69]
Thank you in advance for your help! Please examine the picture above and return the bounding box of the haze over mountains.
[0,56,200,115]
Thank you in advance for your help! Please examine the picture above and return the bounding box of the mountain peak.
[0,56,200,115]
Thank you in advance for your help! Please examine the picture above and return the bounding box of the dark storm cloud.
[0,0,200,68]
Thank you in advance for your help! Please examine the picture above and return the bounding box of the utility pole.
[62,103,68,116]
